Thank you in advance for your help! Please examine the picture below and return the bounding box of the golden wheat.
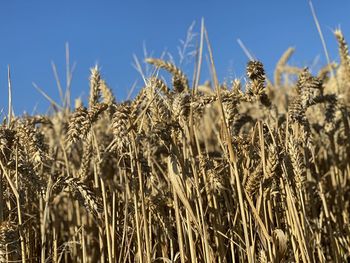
[0,28,350,263]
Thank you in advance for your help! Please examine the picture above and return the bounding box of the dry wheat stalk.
[146,58,189,93]
[89,66,102,108]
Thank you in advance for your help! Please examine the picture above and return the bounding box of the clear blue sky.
[0,1,349,114]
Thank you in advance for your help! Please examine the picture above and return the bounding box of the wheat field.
[0,27,350,263]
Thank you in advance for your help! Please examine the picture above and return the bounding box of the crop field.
[0,26,350,262]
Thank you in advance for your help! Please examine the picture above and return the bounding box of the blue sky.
[0,1,349,114]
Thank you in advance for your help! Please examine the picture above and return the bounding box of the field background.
[1,1,350,263]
